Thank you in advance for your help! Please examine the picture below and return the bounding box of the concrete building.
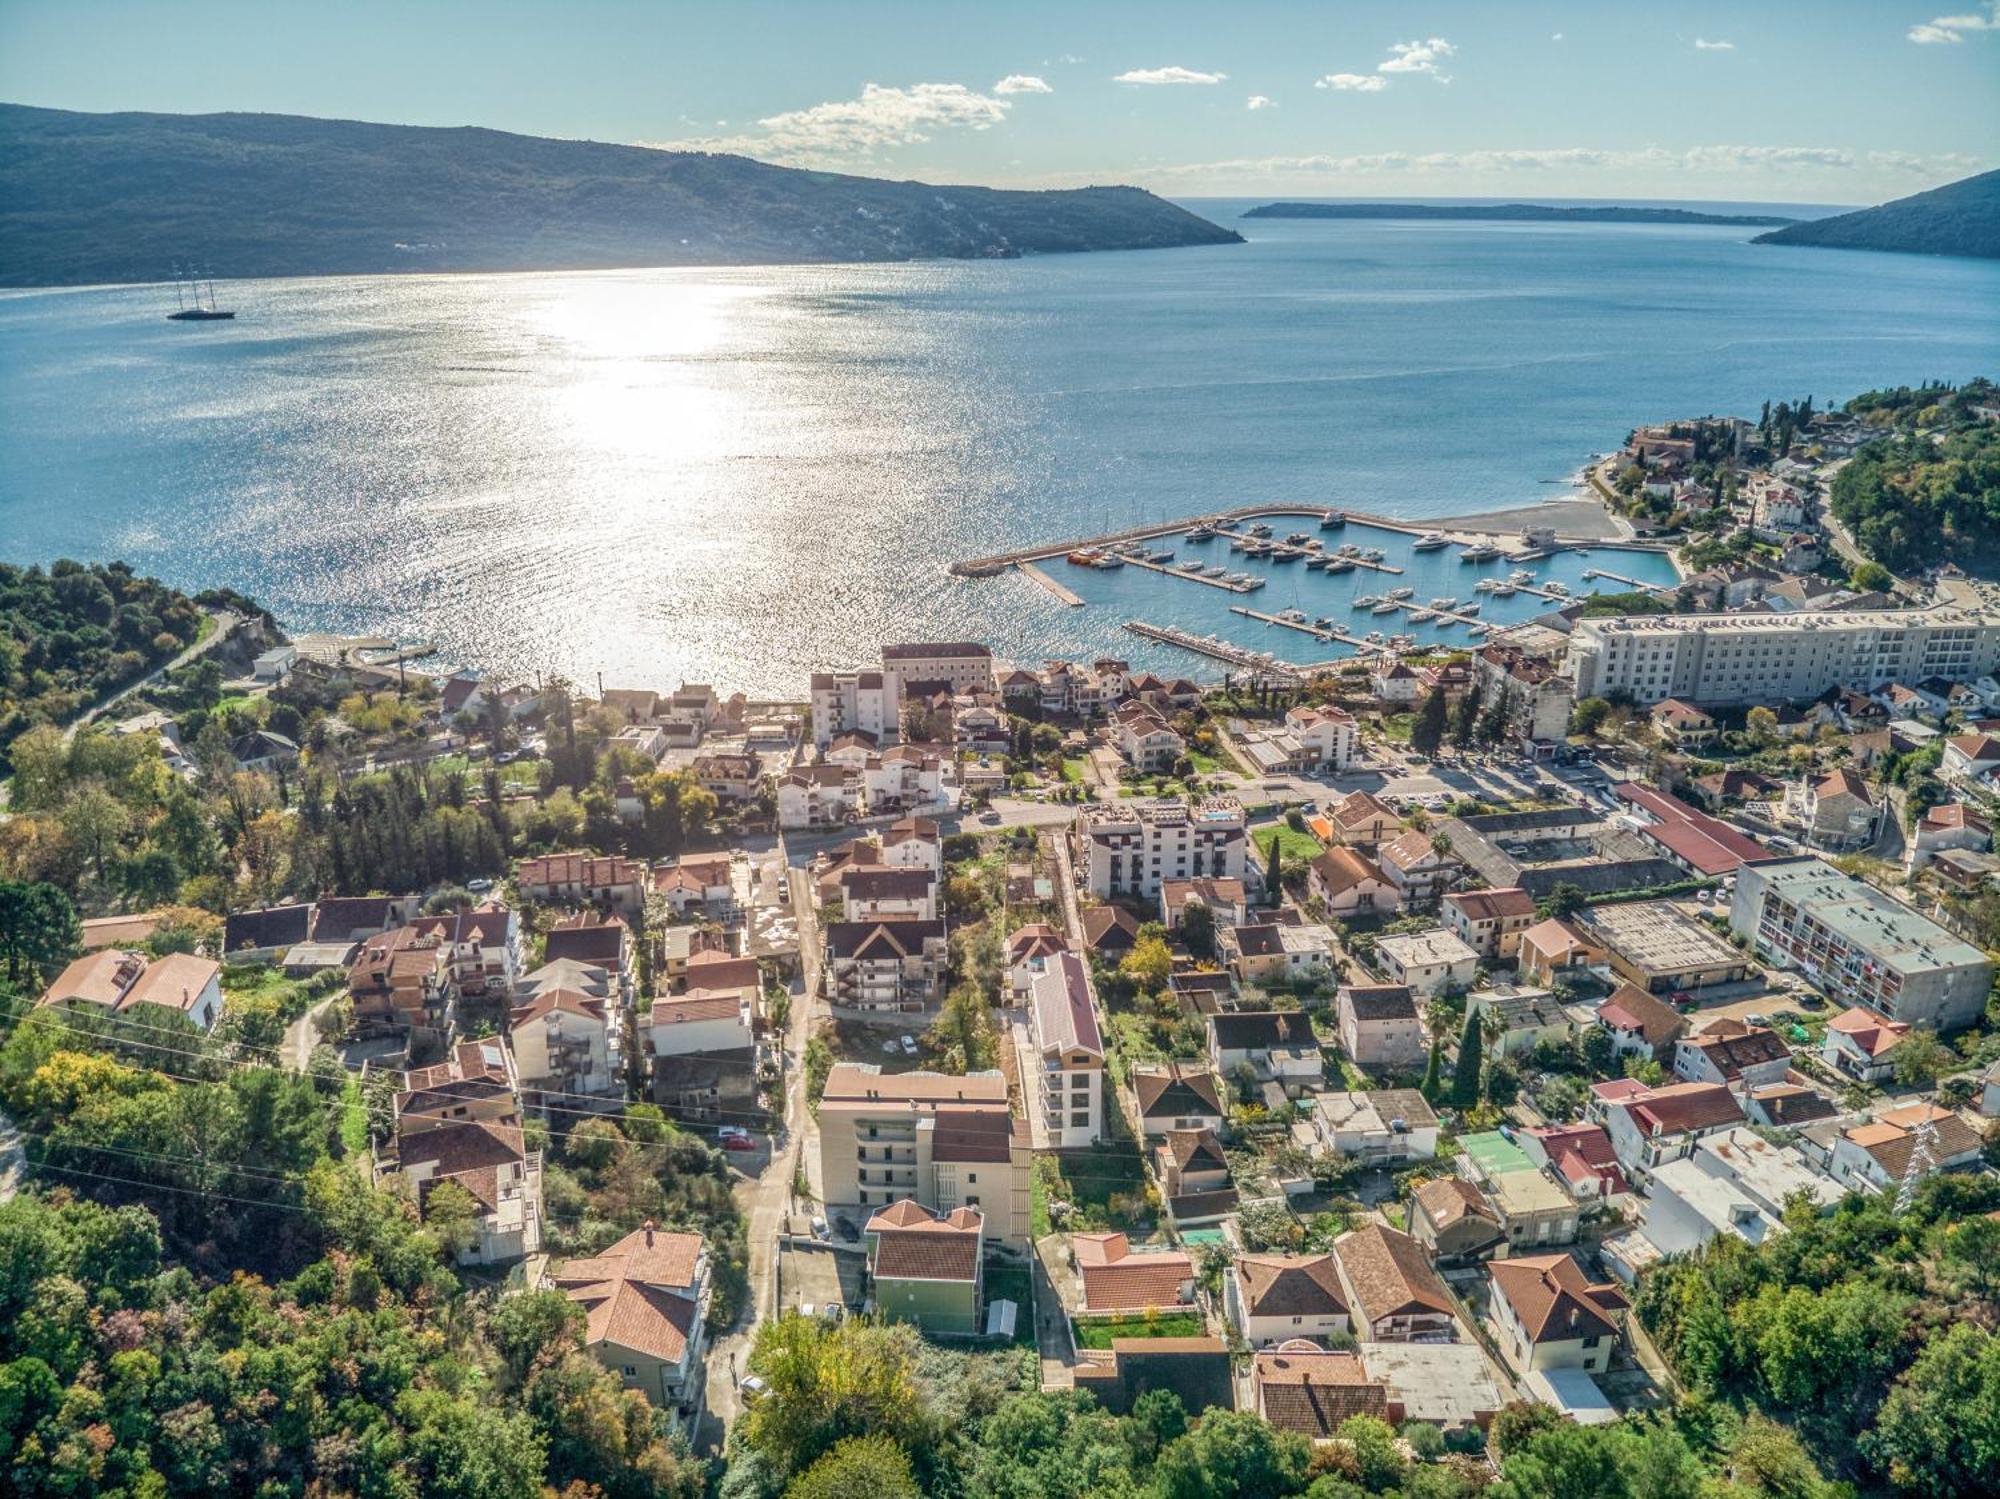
[1282,703,1360,770]
[1644,1129,1840,1256]
[1465,986,1573,1060]
[1730,856,1993,1029]
[1442,886,1538,961]
[809,670,900,750]
[1332,1225,1456,1342]
[1336,984,1426,1070]
[1209,1010,1322,1098]
[1311,1089,1439,1166]
[816,1065,1031,1247]
[1569,602,2000,709]
[1133,1064,1226,1138]
[1475,645,1575,750]
[509,988,622,1099]
[1788,768,1884,853]
[1073,796,1247,900]
[1596,1080,1745,1184]
[1226,1254,1354,1348]
[1673,1020,1792,1092]
[1374,928,1479,998]
[1581,900,1752,997]
[1487,1254,1628,1376]
[39,949,224,1034]
[1821,1005,1911,1083]
[1407,1177,1504,1263]
[1828,1101,1985,1194]
[1305,846,1398,916]
[1251,1343,1390,1442]
[823,920,950,1013]
[865,1201,985,1335]
[549,1225,709,1417]
[881,641,996,698]
[1029,953,1107,1148]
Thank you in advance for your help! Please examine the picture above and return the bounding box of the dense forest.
[0,103,1241,286]
[1635,1174,2000,1497]
[0,562,207,772]
[1753,168,2000,259]
[1828,380,2000,573]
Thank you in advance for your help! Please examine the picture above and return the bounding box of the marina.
[1017,562,1085,607]
[1123,620,1304,682]
[1229,605,1397,654]
[1072,549,1266,593]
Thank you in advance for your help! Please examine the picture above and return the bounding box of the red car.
[719,1127,757,1151]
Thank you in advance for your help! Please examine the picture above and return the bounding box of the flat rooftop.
[1746,858,1989,974]
[1582,899,1747,976]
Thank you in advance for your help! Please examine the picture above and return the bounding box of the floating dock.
[1228,606,1397,654]
[1122,621,1303,682]
[1209,525,1406,574]
[1097,555,1265,593]
[1018,562,1084,607]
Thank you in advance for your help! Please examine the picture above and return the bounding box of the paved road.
[65,608,244,743]
[696,851,814,1451]
[0,1110,23,1203]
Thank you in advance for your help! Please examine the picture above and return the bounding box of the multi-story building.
[1730,856,1992,1029]
[1441,886,1538,960]
[549,1225,710,1417]
[1487,1254,1628,1377]
[1029,953,1106,1147]
[1568,602,2000,709]
[509,988,622,1098]
[1475,646,1575,750]
[1073,796,1247,900]
[809,670,899,750]
[822,920,950,1012]
[1112,702,1187,772]
[881,641,996,698]
[815,1065,1031,1247]
[776,765,862,829]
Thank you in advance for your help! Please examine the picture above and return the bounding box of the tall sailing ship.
[166,264,235,322]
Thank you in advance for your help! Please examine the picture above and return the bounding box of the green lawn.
[1074,1312,1206,1349]
[1378,713,1414,743]
[1188,750,1224,773]
[339,1075,369,1156]
[1061,758,1087,784]
[1254,825,1324,865]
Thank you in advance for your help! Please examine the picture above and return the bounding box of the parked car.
[899,1035,919,1056]
[979,809,1003,824]
[881,1038,901,1055]
[1745,1012,1769,1028]
[811,1215,830,1241]
[467,878,494,893]
[834,1216,860,1242]
[738,1375,768,1400]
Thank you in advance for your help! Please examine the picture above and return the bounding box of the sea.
[3,199,1997,697]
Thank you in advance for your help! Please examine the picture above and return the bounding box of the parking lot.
[778,1241,865,1316]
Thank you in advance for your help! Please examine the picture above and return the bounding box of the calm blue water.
[3,202,1996,695]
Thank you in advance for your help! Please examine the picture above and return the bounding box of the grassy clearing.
[1378,713,1414,743]
[339,1075,369,1156]
[1061,758,1087,784]
[1254,824,1324,865]
[1074,1312,1205,1348]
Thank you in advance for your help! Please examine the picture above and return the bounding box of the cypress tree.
[1421,1038,1443,1102]
[1265,838,1283,900]
[1411,687,1448,758]
[1453,1010,1484,1106]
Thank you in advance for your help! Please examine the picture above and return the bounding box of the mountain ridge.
[1752,169,2000,258]
[0,102,1243,286]
[1242,201,1797,226]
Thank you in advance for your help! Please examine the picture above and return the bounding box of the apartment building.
[1475,646,1575,749]
[822,919,950,1012]
[1730,856,1992,1029]
[809,670,900,750]
[1029,952,1107,1147]
[1073,796,1248,899]
[881,641,997,697]
[1568,603,2000,709]
[816,1065,1031,1248]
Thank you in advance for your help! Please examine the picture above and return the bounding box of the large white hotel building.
[1568,601,2000,708]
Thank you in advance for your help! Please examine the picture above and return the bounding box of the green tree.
[1450,684,1483,748]
[1122,934,1175,991]
[1890,1029,1955,1088]
[1336,1414,1407,1492]
[1264,839,1284,901]
[1180,902,1217,960]
[1452,1009,1484,1106]
[1410,688,1448,758]
[785,1434,921,1499]
[1538,883,1586,921]
[490,1289,585,1384]
[1570,697,1612,736]
[927,983,999,1074]
[0,880,81,985]
[1419,1038,1443,1102]
[417,1178,482,1259]
[1850,560,1893,591]
[1864,1323,2000,1498]
[1153,1408,1311,1499]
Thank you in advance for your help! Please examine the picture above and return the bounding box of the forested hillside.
[0,103,1242,286]
[1829,380,2000,573]
[1753,169,2000,258]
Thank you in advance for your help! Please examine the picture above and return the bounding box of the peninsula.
[0,102,1242,287]
[1753,167,2000,259]
[1242,200,1798,226]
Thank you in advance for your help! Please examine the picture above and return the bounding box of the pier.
[1582,566,1675,595]
[1208,524,1406,575]
[1092,554,1264,593]
[949,499,1669,578]
[1017,562,1084,607]
[1122,621,1303,682]
[1229,606,1395,655]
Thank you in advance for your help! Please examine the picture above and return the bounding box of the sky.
[3,1,1997,204]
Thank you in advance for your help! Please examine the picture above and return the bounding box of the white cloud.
[656,81,1013,164]
[1316,73,1388,92]
[1376,37,1456,78]
[994,74,1052,94]
[1909,6,1998,42]
[1246,94,1276,110]
[1551,32,1564,41]
[1113,65,1227,85]
[1694,38,1735,50]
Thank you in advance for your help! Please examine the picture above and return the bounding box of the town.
[2,377,1998,1497]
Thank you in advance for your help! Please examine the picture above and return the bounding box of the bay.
[2,201,1996,696]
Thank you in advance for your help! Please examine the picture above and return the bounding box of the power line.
[27,1160,312,1214]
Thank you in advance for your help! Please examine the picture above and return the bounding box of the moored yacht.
[1412,531,1449,550]
[1320,509,1345,528]
[1460,542,1501,562]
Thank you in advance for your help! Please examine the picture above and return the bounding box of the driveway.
[282,995,338,1071]
[0,1110,23,1203]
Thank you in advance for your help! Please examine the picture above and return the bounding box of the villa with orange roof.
[1820,1006,1911,1084]
[39,948,223,1033]
[1072,1231,1196,1314]
[548,1222,710,1416]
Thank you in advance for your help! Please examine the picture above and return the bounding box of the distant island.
[0,103,1242,287]
[1241,201,1798,226]
[1753,168,2000,259]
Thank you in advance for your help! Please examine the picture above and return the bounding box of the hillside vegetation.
[0,562,206,771]
[0,103,1242,286]
[1754,169,2000,258]
[1828,379,2000,574]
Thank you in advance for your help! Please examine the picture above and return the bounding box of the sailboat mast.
[172,264,186,311]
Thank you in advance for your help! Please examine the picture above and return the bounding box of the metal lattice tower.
[1894,1114,1939,1215]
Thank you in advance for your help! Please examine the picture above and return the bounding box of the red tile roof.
[1614,781,1770,876]
[1074,1232,1194,1312]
